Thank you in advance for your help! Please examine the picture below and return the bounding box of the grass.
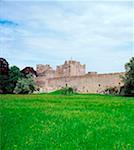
[0,93,134,150]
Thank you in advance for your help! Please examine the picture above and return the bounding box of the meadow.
[0,93,134,150]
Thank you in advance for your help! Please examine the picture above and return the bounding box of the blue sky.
[0,0,133,73]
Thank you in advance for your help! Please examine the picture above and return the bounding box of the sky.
[0,0,133,73]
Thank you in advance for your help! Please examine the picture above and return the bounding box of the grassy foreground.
[0,94,134,150]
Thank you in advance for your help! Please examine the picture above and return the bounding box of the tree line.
[0,58,36,94]
[0,57,134,96]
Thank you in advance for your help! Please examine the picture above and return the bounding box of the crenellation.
[36,60,125,93]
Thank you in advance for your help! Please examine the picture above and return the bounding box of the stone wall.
[36,60,125,93]
[36,64,55,78]
[36,60,86,78]
[36,72,125,93]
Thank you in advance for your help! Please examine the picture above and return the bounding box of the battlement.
[36,64,54,76]
[36,60,86,78]
[36,60,125,94]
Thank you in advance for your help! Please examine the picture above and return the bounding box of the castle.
[36,60,125,93]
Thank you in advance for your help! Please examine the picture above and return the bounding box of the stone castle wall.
[36,72,124,93]
[36,60,125,93]
[36,60,85,78]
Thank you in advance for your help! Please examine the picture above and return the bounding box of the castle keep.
[36,60,125,93]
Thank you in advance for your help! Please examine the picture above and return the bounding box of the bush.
[104,87,119,95]
[14,74,36,94]
[62,87,74,95]
[123,57,134,96]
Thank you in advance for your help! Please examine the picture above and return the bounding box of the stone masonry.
[36,60,125,93]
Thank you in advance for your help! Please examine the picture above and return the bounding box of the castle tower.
[36,64,55,78]
[55,60,86,77]
[36,60,86,79]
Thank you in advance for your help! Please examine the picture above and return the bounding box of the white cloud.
[0,1,133,72]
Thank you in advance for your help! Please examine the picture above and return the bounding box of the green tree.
[62,87,74,95]
[0,58,9,93]
[123,57,134,96]
[6,66,22,93]
[14,74,36,94]
[0,73,9,93]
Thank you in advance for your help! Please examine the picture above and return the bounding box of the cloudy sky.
[0,0,133,73]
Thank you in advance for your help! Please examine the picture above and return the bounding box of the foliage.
[14,74,36,94]
[0,64,36,94]
[61,87,74,95]
[5,66,22,93]
[104,86,119,95]
[1,94,134,149]
[51,87,75,95]
[123,57,134,96]
[0,58,9,93]
[9,66,22,82]
[0,74,9,93]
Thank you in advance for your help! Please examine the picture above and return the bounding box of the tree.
[0,73,9,93]
[14,74,36,94]
[21,67,37,77]
[6,66,22,93]
[62,87,74,95]
[123,57,134,96]
[0,58,9,93]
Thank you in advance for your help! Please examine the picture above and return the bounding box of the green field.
[0,94,134,150]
